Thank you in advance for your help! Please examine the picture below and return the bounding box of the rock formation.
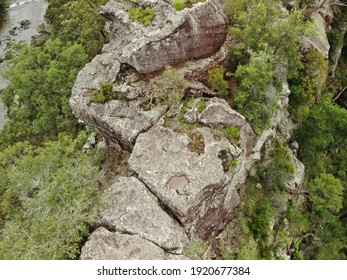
[71,0,306,259]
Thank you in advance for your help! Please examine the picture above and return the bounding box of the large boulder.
[97,176,189,253]
[101,0,228,74]
[80,227,165,260]
[128,103,255,239]
[301,12,330,58]
[70,0,228,150]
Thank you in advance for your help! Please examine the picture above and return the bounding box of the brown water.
[0,0,48,130]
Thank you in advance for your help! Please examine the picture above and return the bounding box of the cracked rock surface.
[97,176,189,253]
[80,227,165,260]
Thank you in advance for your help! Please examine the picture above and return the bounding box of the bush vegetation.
[208,66,230,96]
[0,0,109,259]
[224,0,312,134]
[91,82,114,104]
[128,6,155,26]
[218,2,347,259]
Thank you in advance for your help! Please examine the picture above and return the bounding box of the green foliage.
[227,158,238,170]
[173,0,185,10]
[145,66,187,110]
[259,140,295,192]
[208,66,230,95]
[296,97,347,180]
[308,173,343,214]
[183,240,208,259]
[287,203,309,237]
[225,0,311,77]
[234,51,277,134]
[196,101,206,113]
[0,0,108,149]
[172,0,205,10]
[0,0,108,260]
[305,173,346,259]
[128,6,155,26]
[0,0,6,11]
[289,47,329,120]
[45,0,109,59]
[0,41,89,147]
[295,97,347,259]
[225,0,312,134]
[225,125,240,144]
[250,201,273,239]
[0,135,100,259]
[91,82,114,104]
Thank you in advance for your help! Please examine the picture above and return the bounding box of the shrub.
[208,66,230,95]
[91,82,113,104]
[173,0,185,10]
[0,136,100,259]
[128,6,155,27]
[183,240,208,259]
[225,125,240,143]
[196,101,206,113]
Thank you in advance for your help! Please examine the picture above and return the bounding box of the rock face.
[100,0,228,74]
[70,0,228,150]
[98,177,189,253]
[80,227,165,260]
[301,12,330,58]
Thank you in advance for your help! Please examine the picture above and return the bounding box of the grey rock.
[101,0,228,74]
[164,254,191,260]
[98,177,189,253]
[80,227,165,260]
[286,150,305,191]
[96,140,107,150]
[198,98,246,128]
[290,141,299,152]
[250,83,291,164]
[128,120,244,239]
[83,132,96,150]
[182,110,199,124]
[301,13,330,58]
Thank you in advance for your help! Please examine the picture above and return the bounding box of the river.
[0,0,48,130]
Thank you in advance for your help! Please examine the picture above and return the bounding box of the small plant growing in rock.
[173,0,206,10]
[196,100,206,113]
[128,6,155,27]
[91,82,113,104]
[183,239,208,259]
[187,131,205,155]
[225,125,240,145]
[218,149,237,172]
[227,158,238,170]
[173,0,185,10]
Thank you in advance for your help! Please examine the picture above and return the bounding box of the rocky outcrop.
[286,149,305,192]
[80,227,165,259]
[100,0,228,74]
[97,176,189,253]
[72,0,309,260]
[301,0,334,59]
[301,12,330,58]
[70,0,228,150]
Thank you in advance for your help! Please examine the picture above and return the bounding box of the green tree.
[234,51,276,134]
[0,135,100,259]
[305,173,346,259]
[225,0,312,134]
